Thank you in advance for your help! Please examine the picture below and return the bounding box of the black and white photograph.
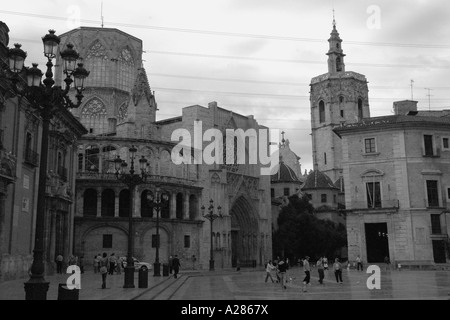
[0,0,449,308]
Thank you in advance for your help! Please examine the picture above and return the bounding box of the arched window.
[83,189,97,216]
[161,192,170,219]
[336,57,342,72]
[319,100,325,123]
[101,189,115,217]
[141,190,153,218]
[78,153,84,171]
[118,103,128,123]
[358,99,363,120]
[81,98,108,134]
[119,189,131,217]
[117,47,136,91]
[84,40,109,88]
[176,193,183,219]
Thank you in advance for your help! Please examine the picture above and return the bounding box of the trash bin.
[138,267,148,288]
[57,283,79,300]
[162,263,169,276]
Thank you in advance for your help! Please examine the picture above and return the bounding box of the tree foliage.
[273,194,347,261]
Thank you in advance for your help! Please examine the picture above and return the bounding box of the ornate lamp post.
[146,187,169,276]
[201,199,222,271]
[7,30,89,300]
[114,146,148,288]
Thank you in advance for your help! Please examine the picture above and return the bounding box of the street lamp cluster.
[201,199,222,271]
[5,30,89,300]
[113,146,169,285]
[113,146,149,288]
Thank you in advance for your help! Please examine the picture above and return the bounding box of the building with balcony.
[334,100,450,266]
[0,21,87,281]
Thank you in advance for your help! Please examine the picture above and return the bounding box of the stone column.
[114,193,120,218]
[170,193,176,219]
[183,194,189,220]
[96,190,102,217]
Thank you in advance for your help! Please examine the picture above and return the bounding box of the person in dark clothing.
[168,255,173,274]
[172,255,181,278]
[277,258,288,289]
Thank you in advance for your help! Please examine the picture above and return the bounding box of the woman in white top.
[264,260,276,283]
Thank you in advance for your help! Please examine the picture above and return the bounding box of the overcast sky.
[2,0,450,172]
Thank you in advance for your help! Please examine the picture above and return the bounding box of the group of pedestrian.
[93,253,123,275]
[55,254,85,274]
[265,255,352,291]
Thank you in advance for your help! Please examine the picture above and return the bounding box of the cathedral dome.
[271,162,301,183]
[302,170,339,190]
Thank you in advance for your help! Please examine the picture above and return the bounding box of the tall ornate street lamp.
[114,146,148,288]
[146,187,169,276]
[7,30,89,300]
[201,199,222,271]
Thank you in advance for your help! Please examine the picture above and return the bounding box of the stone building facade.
[63,27,272,270]
[0,22,87,281]
[334,102,450,265]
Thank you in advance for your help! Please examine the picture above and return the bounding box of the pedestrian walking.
[302,256,311,292]
[333,258,343,283]
[277,258,288,289]
[346,259,351,271]
[356,255,363,271]
[168,255,173,274]
[236,259,240,271]
[56,254,63,274]
[264,260,276,283]
[116,256,122,274]
[172,255,181,278]
[93,255,99,273]
[109,253,117,275]
[316,257,325,284]
[99,252,109,289]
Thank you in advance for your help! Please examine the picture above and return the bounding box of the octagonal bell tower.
[310,19,370,183]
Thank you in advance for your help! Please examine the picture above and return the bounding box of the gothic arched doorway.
[230,196,259,268]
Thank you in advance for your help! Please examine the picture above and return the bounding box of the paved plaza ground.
[0,265,449,300]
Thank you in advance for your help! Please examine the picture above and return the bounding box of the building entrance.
[365,223,389,263]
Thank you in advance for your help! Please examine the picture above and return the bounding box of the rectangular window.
[152,234,160,248]
[324,152,327,165]
[333,194,337,203]
[271,188,275,198]
[284,188,290,196]
[426,180,439,207]
[443,137,449,150]
[340,110,344,117]
[431,214,442,234]
[364,138,376,153]
[103,234,112,248]
[424,135,434,156]
[321,194,327,203]
[366,182,381,208]
[447,187,450,200]
[184,235,190,248]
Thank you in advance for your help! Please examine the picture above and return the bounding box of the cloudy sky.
[2,0,450,172]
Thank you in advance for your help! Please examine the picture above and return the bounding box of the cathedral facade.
[57,27,272,270]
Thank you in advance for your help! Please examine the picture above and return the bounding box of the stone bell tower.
[310,18,370,182]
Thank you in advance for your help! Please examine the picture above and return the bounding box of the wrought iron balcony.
[24,148,39,167]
